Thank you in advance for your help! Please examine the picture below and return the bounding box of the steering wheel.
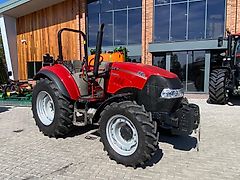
[88,56,104,69]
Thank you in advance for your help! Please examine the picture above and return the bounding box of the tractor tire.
[99,101,159,168]
[32,78,74,138]
[208,69,229,104]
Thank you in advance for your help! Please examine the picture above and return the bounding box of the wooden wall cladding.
[17,0,84,80]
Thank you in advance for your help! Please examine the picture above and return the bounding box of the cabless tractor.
[209,31,240,104]
[32,24,200,167]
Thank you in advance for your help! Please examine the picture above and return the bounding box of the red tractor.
[32,24,200,167]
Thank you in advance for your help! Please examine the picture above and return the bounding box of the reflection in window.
[207,0,225,39]
[154,5,169,42]
[188,51,205,92]
[172,0,185,3]
[88,13,99,47]
[171,52,186,84]
[88,1,100,14]
[101,0,113,12]
[128,56,141,63]
[154,0,226,42]
[171,3,187,41]
[153,54,166,69]
[170,51,205,92]
[114,0,128,9]
[128,8,142,44]
[88,0,142,47]
[127,0,142,8]
[189,1,205,40]
[155,0,170,5]
[101,12,113,46]
[114,11,127,45]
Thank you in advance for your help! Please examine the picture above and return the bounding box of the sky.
[0,0,8,4]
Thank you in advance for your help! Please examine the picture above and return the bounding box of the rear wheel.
[32,78,74,138]
[99,101,159,167]
[208,69,229,104]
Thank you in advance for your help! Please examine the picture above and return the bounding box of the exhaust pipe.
[94,24,104,77]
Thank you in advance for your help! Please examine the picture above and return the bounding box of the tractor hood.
[107,62,181,94]
[111,62,178,79]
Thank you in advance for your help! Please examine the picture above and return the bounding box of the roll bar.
[57,28,88,65]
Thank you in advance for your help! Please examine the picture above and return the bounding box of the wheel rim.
[106,115,138,156]
[36,91,55,126]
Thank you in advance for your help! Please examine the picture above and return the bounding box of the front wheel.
[32,78,74,138]
[99,101,159,167]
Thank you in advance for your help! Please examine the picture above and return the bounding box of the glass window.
[27,62,42,79]
[155,0,170,5]
[88,0,142,47]
[27,62,34,79]
[128,56,141,63]
[153,54,166,69]
[207,0,225,39]
[88,1,100,14]
[171,3,187,41]
[88,13,99,47]
[128,8,142,44]
[101,0,113,12]
[114,0,128,9]
[187,51,205,92]
[188,1,205,40]
[170,52,186,85]
[172,0,185,3]
[154,5,170,42]
[154,0,226,42]
[100,12,113,46]
[128,0,142,8]
[35,62,42,74]
[114,10,127,45]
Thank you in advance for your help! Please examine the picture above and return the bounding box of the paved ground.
[0,99,239,180]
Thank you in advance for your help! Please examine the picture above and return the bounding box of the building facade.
[0,0,240,93]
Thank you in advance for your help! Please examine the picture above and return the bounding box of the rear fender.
[34,64,80,100]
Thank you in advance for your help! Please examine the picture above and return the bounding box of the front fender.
[93,93,133,123]
[34,64,80,100]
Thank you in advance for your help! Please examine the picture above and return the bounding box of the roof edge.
[0,0,30,14]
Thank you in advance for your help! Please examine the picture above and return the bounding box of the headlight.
[160,88,184,99]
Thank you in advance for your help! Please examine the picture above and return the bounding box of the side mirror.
[218,37,223,47]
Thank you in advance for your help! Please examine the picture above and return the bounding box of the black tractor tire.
[99,101,159,168]
[32,78,74,138]
[208,69,229,104]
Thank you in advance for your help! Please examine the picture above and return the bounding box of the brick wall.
[142,0,154,65]
[226,0,240,34]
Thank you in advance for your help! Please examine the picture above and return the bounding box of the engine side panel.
[106,62,178,94]
[106,66,147,94]
[35,64,80,100]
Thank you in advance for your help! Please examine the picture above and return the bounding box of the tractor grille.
[137,75,182,113]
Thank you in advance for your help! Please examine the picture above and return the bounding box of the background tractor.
[32,24,200,167]
[208,31,240,104]
[88,46,128,65]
